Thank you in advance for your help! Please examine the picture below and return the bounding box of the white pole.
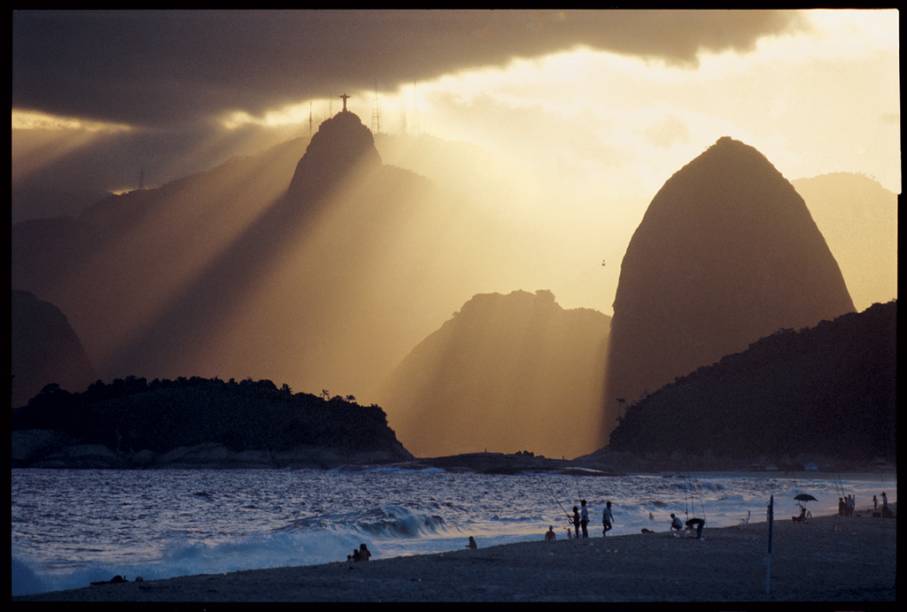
[765,494,774,595]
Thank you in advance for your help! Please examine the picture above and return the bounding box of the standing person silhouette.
[572,506,581,539]
[580,500,589,539]
[602,501,614,536]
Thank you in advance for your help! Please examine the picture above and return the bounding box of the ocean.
[11,467,897,596]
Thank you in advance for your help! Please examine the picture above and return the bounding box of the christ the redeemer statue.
[339,93,350,112]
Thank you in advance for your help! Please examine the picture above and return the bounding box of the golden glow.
[203,10,898,319]
[12,109,131,133]
[12,109,133,185]
[10,10,899,457]
[221,99,335,130]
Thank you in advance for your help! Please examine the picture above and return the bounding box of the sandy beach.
[17,505,895,603]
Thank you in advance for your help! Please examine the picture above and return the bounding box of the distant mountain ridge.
[793,172,898,312]
[606,301,896,462]
[12,113,510,401]
[380,289,611,458]
[603,136,855,441]
[11,291,96,408]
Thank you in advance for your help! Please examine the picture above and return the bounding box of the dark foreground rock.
[11,376,412,468]
[605,301,896,463]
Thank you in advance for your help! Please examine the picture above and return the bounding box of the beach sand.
[18,507,895,602]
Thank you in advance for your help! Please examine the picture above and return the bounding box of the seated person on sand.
[685,517,705,539]
[792,504,808,522]
[352,543,371,562]
[545,526,557,542]
[670,513,684,535]
[466,536,478,550]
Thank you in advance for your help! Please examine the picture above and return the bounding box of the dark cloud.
[13,10,804,127]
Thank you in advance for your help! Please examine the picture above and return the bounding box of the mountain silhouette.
[11,290,96,408]
[80,110,433,394]
[793,172,898,312]
[380,290,611,458]
[12,135,311,370]
[287,110,381,199]
[12,113,510,400]
[607,301,896,461]
[602,137,855,441]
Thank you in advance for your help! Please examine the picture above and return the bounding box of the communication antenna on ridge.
[371,81,381,134]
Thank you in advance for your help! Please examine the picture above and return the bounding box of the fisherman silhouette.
[580,500,589,538]
[685,517,706,539]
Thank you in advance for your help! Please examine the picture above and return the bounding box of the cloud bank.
[13,10,804,127]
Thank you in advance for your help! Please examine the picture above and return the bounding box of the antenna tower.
[372,81,381,134]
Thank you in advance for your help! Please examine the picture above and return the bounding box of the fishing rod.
[684,478,691,519]
[694,479,707,522]
[537,472,574,529]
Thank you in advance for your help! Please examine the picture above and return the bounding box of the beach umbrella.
[794,494,817,502]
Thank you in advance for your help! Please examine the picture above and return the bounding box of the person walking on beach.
[545,526,557,542]
[838,497,845,516]
[572,506,581,539]
[880,491,893,518]
[580,500,589,538]
[602,501,614,536]
[873,495,878,511]
[466,536,478,550]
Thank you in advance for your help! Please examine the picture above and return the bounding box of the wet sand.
[18,507,896,603]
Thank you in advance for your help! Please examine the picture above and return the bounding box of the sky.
[11,9,900,314]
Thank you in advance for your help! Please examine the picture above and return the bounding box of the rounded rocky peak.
[653,136,790,215]
[698,136,774,169]
[605,135,855,438]
[287,111,382,198]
